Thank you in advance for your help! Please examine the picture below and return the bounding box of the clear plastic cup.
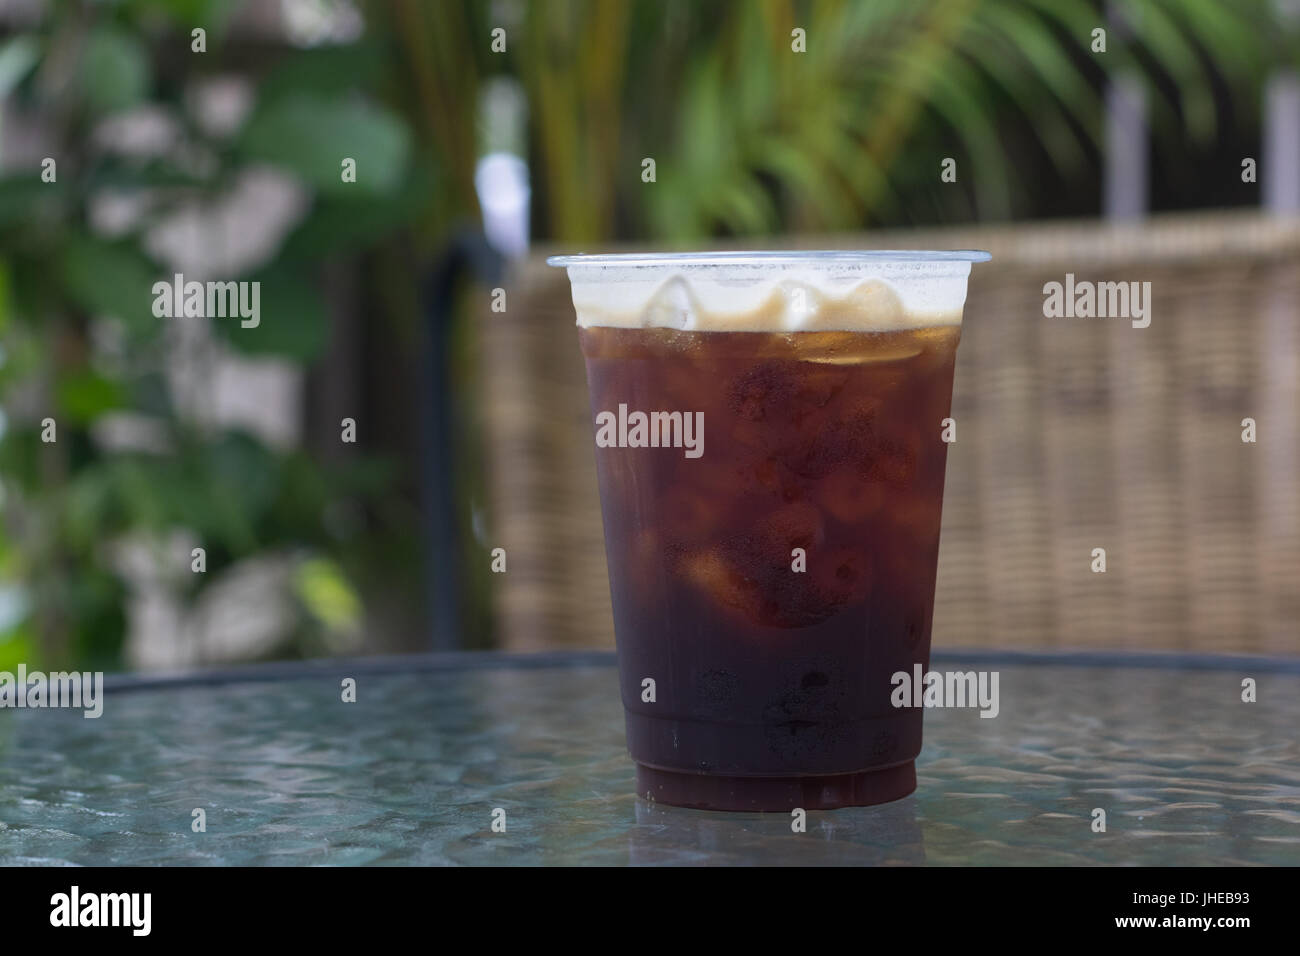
[550,250,990,810]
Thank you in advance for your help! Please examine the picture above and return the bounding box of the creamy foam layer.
[556,255,981,332]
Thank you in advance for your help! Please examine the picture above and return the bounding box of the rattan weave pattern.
[476,212,1300,653]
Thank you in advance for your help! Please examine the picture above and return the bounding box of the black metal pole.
[421,228,503,650]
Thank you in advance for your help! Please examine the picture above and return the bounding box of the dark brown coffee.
[580,325,960,810]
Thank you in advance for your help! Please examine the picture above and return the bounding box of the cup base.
[634,761,916,812]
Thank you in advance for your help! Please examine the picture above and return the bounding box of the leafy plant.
[0,0,1289,669]
[383,0,1282,241]
[0,0,422,669]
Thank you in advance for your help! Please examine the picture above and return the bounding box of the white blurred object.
[117,537,299,670]
[162,315,304,450]
[90,412,173,454]
[187,75,255,140]
[92,105,182,159]
[476,77,530,259]
[144,166,310,278]
[88,190,150,237]
[280,0,363,47]
[143,167,309,451]
[208,354,303,450]
[475,153,530,259]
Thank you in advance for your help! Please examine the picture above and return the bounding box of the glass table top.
[1,652,1297,865]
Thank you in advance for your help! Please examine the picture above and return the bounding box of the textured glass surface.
[0,658,1296,865]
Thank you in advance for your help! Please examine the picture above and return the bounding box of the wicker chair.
[475,211,1300,654]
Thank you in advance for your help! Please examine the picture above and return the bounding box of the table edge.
[98,648,1300,695]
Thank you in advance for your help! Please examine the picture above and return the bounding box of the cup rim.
[547,249,992,267]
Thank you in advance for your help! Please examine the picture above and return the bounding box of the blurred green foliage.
[0,0,1291,669]
[382,0,1283,241]
[0,0,423,669]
